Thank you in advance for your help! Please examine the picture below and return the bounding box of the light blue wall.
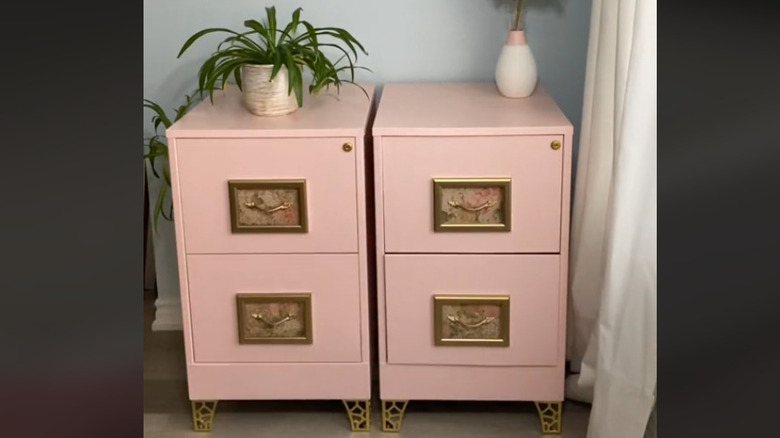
[143,0,592,307]
[144,0,591,142]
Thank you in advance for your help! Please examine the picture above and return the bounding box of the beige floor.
[144,298,591,437]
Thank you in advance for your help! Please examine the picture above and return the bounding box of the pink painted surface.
[187,254,362,363]
[506,30,527,46]
[379,364,564,401]
[351,135,374,375]
[385,254,560,367]
[168,137,197,373]
[372,83,573,404]
[372,135,390,367]
[557,129,574,363]
[166,86,375,402]
[382,135,564,254]
[188,363,371,400]
[372,83,573,137]
[166,84,376,139]
[176,137,358,254]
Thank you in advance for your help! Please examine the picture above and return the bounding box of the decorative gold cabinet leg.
[342,400,371,432]
[381,400,409,432]
[191,400,219,432]
[534,402,563,434]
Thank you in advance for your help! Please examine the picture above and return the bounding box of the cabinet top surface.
[166,84,375,138]
[373,83,572,136]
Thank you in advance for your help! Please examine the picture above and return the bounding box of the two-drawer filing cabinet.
[372,83,574,434]
[165,85,376,432]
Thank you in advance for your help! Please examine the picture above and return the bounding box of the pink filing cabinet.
[372,83,574,434]
[165,85,376,432]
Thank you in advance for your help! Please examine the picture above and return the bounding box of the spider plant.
[177,6,370,107]
[143,93,200,230]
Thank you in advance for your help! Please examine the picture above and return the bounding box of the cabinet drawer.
[384,254,560,367]
[175,137,358,254]
[381,135,563,253]
[187,254,363,363]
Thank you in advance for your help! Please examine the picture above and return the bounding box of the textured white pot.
[495,30,538,98]
[241,64,299,117]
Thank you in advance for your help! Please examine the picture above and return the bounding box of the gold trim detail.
[381,400,409,432]
[236,293,313,344]
[433,295,510,347]
[534,402,563,434]
[227,179,308,233]
[433,178,512,232]
[191,400,218,432]
[342,400,371,432]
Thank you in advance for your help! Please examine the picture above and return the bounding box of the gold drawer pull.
[447,199,497,212]
[251,312,295,327]
[243,200,293,213]
[446,314,496,328]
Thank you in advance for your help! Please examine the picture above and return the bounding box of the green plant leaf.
[199,51,255,101]
[243,20,271,49]
[305,43,358,81]
[145,137,168,178]
[265,6,277,47]
[173,93,199,122]
[143,100,172,129]
[205,59,242,95]
[153,183,168,231]
[233,68,243,90]
[217,31,264,53]
[300,21,319,52]
[278,7,302,43]
[339,79,371,100]
[291,65,303,107]
[270,47,284,80]
[320,30,358,59]
[197,54,221,97]
[279,48,303,106]
[217,61,242,91]
[178,27,247,58]
[322,27,368,56]
[162,162,172,187]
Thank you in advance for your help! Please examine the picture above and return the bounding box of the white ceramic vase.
[241,64,299,117]
[495,30,538,98]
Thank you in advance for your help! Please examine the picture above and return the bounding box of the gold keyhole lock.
[551,140,562,150]
[342,143,353,152]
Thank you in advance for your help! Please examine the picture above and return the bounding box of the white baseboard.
[151,297,183,331]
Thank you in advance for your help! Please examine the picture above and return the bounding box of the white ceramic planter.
[241,64,299,117]
[495,30,538,98]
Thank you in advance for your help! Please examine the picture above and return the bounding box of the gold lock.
[551,140,561,150]
[343,143,353,152]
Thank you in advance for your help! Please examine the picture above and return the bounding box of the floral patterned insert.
[440,303,504,340]
[438,185,506,226]
[235,187,302,227]
[238,299,308,341]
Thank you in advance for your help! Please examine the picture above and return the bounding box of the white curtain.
[564,0,656,436]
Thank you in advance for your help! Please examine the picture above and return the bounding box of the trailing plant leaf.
[143,92,200,230]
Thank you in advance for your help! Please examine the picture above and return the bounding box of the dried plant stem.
[512,0,526,31]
